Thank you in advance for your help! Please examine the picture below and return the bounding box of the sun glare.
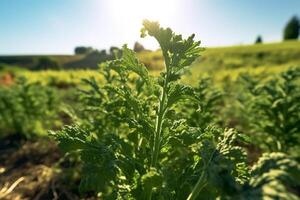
[107,0,179,48]
[109,0,178,23]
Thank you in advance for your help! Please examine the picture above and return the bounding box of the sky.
[0,0,299,55]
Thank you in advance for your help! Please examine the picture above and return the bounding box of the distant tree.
[255,35,263,44]
[86,49,107,59]
[109,46,122,58]
[99,49,107,56]
[133,41,145,52]
[109,46,119,54]
[283,16,300,40]
[33,57,61,70]
[74,46,93,55]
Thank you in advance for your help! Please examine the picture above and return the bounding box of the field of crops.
[0,21,300,200]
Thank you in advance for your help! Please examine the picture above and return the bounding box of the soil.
[0,135,82,200]
[0,73,14,86]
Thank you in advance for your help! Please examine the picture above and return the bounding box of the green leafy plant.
[0,77,59,139]
[177,77,223,129]
[52,21,300,199]
[51,20,245,199]
[230,152,300,200]
[237,68,300,153]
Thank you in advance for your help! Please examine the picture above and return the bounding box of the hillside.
[195,40,300,71]
[132,40,300,74]
[0,40,300,72]
[0,55,85,69]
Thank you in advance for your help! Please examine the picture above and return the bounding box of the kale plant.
[237,68,300,153]
[177,77,223,129]
[52,21,300,199]
[230,152,300,200]
[0,77,59,139]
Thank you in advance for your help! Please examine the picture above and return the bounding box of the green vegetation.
[134,41,145,52]
[52,21,245,199]
[33,57,61,70]
[255,35,263,44]
[283,16,300,40]
[0,47,120,70]
[195,40,300,70]
[2,39,300,73]
[0,78,59,139]
[0,55,84,69]
[1,21,300,199]
[2,39,300,82]
[2,40,297,89]
[237,68,300,153]
[74,46,94,55]
[49,21,300,199]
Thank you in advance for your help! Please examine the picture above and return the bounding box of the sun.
[109,0,177,21]
[108,0,179,31]
[98,0,180,49]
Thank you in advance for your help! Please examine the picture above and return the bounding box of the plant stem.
[147,51,170,200]
[151,50,170,168]
[186,171,207,200]
[151,78,168,167]
[187,145,217,200]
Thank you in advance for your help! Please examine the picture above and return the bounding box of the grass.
[194,40,300,71]
[183,40,300,85]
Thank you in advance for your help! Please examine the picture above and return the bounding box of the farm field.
[1,1,300,199]
[1,23,300,199]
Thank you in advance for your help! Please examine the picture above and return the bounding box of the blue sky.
[0,0,299,55]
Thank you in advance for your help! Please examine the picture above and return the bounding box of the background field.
[2,40,300,86]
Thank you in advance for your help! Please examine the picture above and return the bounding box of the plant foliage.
[52,21,300,199]
[283,16,300,40]
[229,152,300,200]
[237,68,300,153]
[0,78,59,138]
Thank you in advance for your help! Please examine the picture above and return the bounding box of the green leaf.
[142,168,163,189]
[233,152,300,200]
[50,125,91,152]
[121,45,149,81]
[142,20,203,78]
[167,83,196,107]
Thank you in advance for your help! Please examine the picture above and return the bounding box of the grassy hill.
[178,40,299,84]
[196,40,300,71]
[141,40,300,70]
[1,40,300,71]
